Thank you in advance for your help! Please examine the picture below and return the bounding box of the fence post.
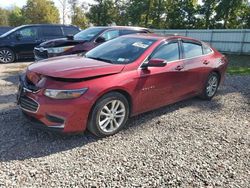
[209,30,214,46]
[240,29,246,55]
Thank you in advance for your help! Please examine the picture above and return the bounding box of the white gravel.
[0,62,249,187]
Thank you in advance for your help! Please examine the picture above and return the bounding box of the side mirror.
[15,33,22,40]
[141,58,167,69]
[95,36,106,43]
[66,35,74,40]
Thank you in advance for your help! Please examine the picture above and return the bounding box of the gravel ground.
[0,62,249,187]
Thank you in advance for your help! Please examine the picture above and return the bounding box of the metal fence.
[154,29,250,55]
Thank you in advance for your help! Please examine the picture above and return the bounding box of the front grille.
[20,96,39,112]
[34,49,48,59]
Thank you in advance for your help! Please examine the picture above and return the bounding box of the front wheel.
[0,48,15,63]
[87,92,130,137]
[200,72,219,100]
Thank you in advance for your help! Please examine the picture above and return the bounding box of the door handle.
[175,65,184,71]
[203,60,210,65]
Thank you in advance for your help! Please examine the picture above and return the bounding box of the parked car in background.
[34,26,151,61]
[0,24,80,63]
[0,26,14,36]
[18,34,228,137]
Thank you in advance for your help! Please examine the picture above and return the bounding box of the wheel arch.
[88,88,133,122]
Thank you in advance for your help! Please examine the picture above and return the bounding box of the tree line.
[0,0,249,29]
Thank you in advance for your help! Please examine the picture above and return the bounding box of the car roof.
[19,24,79,28]
[92,26,150,31]
[120,33,202,43]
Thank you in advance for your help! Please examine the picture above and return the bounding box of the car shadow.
[0,75,249,162]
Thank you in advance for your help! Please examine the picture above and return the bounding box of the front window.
[14,27,38,40]
[74,27,104,41]
[150,42,179,61]
[85,37,156,64]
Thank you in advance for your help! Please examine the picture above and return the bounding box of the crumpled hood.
[38,38,86,48]
[28,55,125,79]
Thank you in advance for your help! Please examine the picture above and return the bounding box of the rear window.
[183,42,203,58]
[40,26,63,37]
[63,26,80,36]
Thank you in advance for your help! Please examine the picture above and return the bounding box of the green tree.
[215,0,245,28]
[199,0,218,29]
[23,0,60,24]
[87,0,119,26]
[69,1,89,29]
[8,6,25,26]
[0,8,10,26]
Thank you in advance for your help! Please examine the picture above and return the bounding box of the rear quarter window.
[203,43,213,54]
[63,26,80,36]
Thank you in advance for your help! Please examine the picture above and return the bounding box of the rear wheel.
[200,72,219,100]
[0,48,15,63]
[88,92,129,137]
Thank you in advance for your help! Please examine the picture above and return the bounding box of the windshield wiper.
[87,56,113,64]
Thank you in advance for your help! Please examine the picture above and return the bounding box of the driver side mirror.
[141,58,167,69]
[95,36,106,43]
[15,33,22,40]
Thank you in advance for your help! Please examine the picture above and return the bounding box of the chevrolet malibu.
[18,34,228,137]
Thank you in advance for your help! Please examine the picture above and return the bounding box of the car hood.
[38,38,87,48]
[28,55,125,79]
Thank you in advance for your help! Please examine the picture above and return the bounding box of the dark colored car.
[34,26,151,61]
[18,34,228,137]
[0,26,14,36]
[0,24,80,63]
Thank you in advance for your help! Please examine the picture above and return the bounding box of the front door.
[13,27,39,58]
[135,41,187,113]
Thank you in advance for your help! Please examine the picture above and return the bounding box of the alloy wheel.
[98,99,126,133]
[0,49,14,63]
[206,75,218,97]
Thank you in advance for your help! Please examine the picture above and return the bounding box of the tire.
[87,92,130,137]
[200,72,219,100]
[0,48,15,63]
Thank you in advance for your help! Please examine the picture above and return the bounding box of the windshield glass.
[0,25,24,37]
[74,27,104,41]
[85,37,156,64]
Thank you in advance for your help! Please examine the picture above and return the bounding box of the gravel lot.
[0,62,249,187]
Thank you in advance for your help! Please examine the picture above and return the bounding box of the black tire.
[87,92,130,138]
[200,72,219,100]
[0,48,15,63]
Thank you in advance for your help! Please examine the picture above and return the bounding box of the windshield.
[74,27,104,41]
[0,25,24,37]
[85,37,156,64]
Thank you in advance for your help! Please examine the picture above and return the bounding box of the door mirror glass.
[95,36,106,43]
[142,58,167,68]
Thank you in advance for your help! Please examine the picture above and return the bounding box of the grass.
[224,54,250,75]
[227,67,250,75]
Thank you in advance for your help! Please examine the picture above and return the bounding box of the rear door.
[180,40,205,94]
[39,26,64,42]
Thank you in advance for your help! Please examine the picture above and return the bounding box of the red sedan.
[18,34,228,137]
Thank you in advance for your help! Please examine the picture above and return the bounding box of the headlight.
[47,46,75,54]
[44,88,88,99]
